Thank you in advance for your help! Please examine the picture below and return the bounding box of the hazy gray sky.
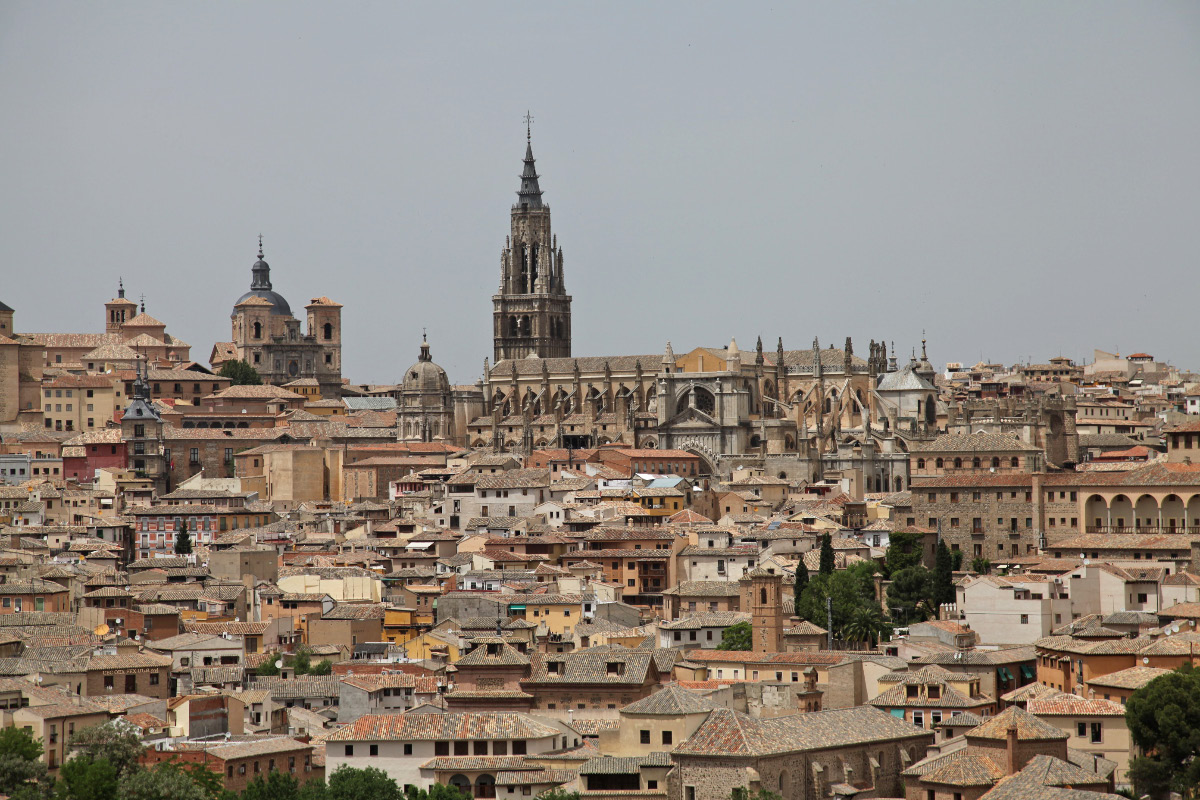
[2,2,1198,384]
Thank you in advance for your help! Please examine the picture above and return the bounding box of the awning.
[1020,665,1035,680]
[998,667,1013,681]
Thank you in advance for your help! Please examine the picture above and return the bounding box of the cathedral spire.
[516,113,544,210]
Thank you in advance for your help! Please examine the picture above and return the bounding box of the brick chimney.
[1005,725,1019,775]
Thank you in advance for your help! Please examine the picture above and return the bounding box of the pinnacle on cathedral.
[516,113,544,210]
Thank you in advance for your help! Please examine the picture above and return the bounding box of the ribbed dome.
[403,338,450,394]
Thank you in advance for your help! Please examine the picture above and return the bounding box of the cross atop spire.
[258,233,264,259]
[118,278,125,299]
[523,110,534,142]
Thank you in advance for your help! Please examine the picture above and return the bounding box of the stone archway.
[475,774,496,799]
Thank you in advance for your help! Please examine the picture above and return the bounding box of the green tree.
[950,549,964,571]
[326,766,403,800]
[818,533,835,575]
[884,530,924,577]
[257,652,282,677]
[55,756,119,800]
[933,540,954,607]
[307,659,333,676]
[291,646,313,675]
[218,360,262,386]
[1126,663,1200,799]
[841,604,890,648]
[715,621,752,651]
[731,789,782,800]
[119,763,208,800]
[238,771,309,800]
[970,557,991,575]
[403,785,475,800]
[0,727,49,798]
[796,562,886,644]
[887,566,933,625]
[67,722,145,781]
[793,558,809,607]
[174,527,193,555]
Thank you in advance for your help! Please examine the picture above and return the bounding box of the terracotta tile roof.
[661,581,742,598]
[1084,665,1171,690]
[673,706,928,757]
[620,685,715,715]
[524,651,656,685]
[420,756,538,771]
[1025,693,1125,716]
[327,712,559,742]
[966,706,1068,741]
[659,612,749,630]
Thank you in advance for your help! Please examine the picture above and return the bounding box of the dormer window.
[606,662,623,676]
[547,661,563,674]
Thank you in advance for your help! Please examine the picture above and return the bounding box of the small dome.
[402,338,450,395]
[234,288,292,316]
[236,242,293,316]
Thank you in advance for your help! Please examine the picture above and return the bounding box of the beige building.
[1026,692,1133,785]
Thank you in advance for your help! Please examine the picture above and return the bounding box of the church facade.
[213,241,343,397]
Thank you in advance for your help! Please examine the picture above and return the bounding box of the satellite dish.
[94,624,110,636]
[1142,657,1149,665]
[274,659,284,669]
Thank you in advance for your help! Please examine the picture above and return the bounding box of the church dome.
[235,241,293,316]
[402,337,451,395]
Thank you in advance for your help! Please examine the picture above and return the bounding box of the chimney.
[1005,725,1019,776]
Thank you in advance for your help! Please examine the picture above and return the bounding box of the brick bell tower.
[741,567,785,654]
[493,113,572,363]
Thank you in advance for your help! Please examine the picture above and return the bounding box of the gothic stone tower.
[493,122,571,362]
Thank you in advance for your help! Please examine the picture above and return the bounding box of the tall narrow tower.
[493,115,571,362]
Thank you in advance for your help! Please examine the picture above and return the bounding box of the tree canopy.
[327,765,404,800]
[0,726,49,799]
[795,562,888,646]
[1126,663,1200,798]
[218,360,262,386]
[818,533,835,575]
[886,566,934,624]
[884,530,924,577]
[716,621,752,651]
[933,540,955,607]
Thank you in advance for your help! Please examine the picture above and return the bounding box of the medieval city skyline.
[2,3,1199,383]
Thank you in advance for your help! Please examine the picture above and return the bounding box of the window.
[1020,615,1029,624]
[512,740,526,755]
[662,730,672,745]
[640,730,650,744]
[454,741,469,755]
[1076,722,1087,738]
[369,745,379,757]
[104,675,114,689]
[344,745,354,757]
[1090,722,1102,743]
[913,711,924,727]
[434,742,449,756]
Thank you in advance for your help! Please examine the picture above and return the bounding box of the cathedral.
[401,123,947,491]
[212,240,344,397]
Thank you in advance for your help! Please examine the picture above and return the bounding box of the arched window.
[760,588,767,604]
[992,457,1001,469]
[1011,457,1019,468]
[972,457,981,469]
[935,458,944,469]
[509,317,519,336]
[954,457,963,469]
[917,458,926,470]
[252,321,262,339]
[323,322,333,340]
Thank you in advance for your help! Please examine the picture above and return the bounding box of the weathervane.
[523,110,534,142]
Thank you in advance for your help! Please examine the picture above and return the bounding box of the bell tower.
[493,113,572,362]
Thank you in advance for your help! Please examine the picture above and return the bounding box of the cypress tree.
[818,533,835,575]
